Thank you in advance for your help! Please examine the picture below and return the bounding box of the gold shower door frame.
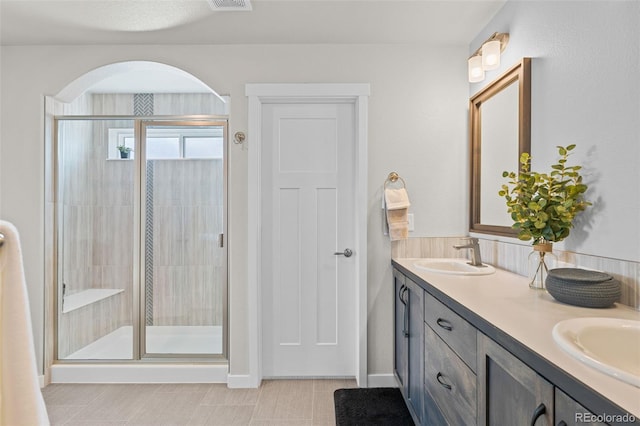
[53,116,228,364]
[138,119,229,361]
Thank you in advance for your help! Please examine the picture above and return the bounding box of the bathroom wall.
[468,1,640,263]
[150,158,225,327]
[463,1,640,310]
[0,43,469,377]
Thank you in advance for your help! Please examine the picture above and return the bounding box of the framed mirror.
[469,58,531,237]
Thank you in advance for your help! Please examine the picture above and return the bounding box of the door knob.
[334,248,353,257]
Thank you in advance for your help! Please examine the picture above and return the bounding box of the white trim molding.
[50,364,229,383]
[245,83,370,388]
[227,374,256,389]
[367,374,398,388]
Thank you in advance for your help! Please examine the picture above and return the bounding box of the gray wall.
[469,0,640,262]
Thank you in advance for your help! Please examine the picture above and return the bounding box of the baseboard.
[51,364,228,384]
[227,374,260,388]
[39,375,45,388]
[367,374,397,388]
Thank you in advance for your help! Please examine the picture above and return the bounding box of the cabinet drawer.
[555,388,607,426]
[424,324,477,426]
[424,292,477,371]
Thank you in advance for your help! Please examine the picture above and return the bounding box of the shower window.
[108,127,223,160]
[56,117,228,362]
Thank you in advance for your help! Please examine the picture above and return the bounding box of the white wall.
[470,1,640,262]
[0,44,469,376]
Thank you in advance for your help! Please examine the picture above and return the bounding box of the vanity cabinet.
[423,291,477,426]
[392,265,630,426]
[477,332,554,426]
[555,389,607,426]
[394,269,408,390]
[393,269,424,424]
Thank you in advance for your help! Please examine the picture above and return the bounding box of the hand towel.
[0,221,50,426]
[384,188,411,241]
[384,188,411,210]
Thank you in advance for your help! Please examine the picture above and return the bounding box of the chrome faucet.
[453,237,485,267]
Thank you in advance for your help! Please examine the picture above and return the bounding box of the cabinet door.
[393,268,408,389]
[406,278,424,424]
[478,333,553,426]
[555,388,607,426]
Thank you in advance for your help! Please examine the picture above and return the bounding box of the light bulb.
[481,40,501,70]
[468,56,484,83]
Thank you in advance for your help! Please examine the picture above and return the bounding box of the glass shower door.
[141,120,227,358]
[56,118,136,360]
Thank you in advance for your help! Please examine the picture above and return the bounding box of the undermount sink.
[413,258,495,276]
[553,317,640,388]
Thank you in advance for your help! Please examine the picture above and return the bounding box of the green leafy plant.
[499,144,591,244]
[117,144,132,154]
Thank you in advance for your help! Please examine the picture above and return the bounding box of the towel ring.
[384,172,406,189]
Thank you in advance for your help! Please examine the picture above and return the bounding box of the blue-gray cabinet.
[393,268,424,424]
[392,265,632,426]
[477,332,553,425]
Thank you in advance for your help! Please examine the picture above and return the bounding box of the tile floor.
[43,379,357,425]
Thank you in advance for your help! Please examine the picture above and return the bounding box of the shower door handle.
[218,233,224,248]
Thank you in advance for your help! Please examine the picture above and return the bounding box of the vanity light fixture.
[468,32,510,82]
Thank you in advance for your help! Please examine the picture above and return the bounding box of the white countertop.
[392,258,640,418]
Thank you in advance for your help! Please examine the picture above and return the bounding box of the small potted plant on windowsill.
[499,144,591,289]
[117,144,132,159]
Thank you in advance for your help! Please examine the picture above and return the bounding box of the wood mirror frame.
[469,57,531,237]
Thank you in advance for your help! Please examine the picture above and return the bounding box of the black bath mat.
[334,387,414,426]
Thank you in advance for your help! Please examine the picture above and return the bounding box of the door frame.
[245,83,369,388]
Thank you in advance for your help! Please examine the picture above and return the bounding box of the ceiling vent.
[207,0,252,11]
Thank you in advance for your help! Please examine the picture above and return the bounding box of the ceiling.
[0,0,506,46]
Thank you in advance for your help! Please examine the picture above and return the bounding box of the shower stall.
[55,116,227,363]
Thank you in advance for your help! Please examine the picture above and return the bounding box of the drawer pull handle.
[436,318,453,331]
[436,372,452,390]
[398,284,407,306]
[529,403,546,426]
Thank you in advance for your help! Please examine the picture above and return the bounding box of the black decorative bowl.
[546,268,621,308]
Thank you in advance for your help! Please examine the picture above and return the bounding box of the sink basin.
[413,258,495,275]
[553,317,640,388]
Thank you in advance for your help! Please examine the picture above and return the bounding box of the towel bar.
[384,172,406,189]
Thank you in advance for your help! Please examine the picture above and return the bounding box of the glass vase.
[528,241,557,289]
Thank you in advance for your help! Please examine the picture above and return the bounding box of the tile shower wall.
[150,159,224,326]
[392,237,640,310]
[58,93,225,358]
[58,94,134,358]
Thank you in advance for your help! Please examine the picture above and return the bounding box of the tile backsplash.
[392,236,640,311]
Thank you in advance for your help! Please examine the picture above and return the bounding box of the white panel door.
[261,102,356,377]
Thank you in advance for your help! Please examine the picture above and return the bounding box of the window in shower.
[108,127,223,160]
[56,117,228,361]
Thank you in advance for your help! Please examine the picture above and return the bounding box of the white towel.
[384,188,410,210]
[0,221,50,426]
[384,188,411,241]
